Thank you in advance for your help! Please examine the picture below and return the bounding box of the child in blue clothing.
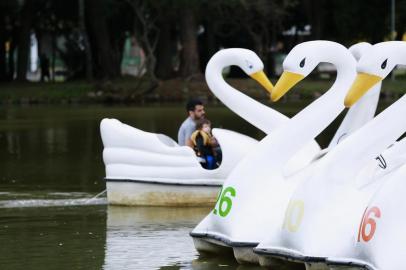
[191,119,219,169]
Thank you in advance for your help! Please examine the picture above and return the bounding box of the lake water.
[0,103,347,269]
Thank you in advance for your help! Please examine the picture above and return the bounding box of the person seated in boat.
[191,119,219,170]
[178,99,205,147]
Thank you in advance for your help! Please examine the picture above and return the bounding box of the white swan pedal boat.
[100,118,258,206]
[100,48,320,207]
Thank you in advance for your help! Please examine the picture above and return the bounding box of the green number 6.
[213,186,236,217]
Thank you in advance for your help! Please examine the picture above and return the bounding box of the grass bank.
[0,76,405,105]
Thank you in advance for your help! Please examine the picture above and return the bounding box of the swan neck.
[262,52,356,168]
[323,51,356,97]
[205,51,286,134]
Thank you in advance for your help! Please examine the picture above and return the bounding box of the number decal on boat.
[283,200,304,232]
[213,186,236,217]
[213,188,222,215]
[357,206,381,242]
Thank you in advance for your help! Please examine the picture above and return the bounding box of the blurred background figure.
[178,98,205,146]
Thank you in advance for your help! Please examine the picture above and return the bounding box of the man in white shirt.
[178,99,205,146]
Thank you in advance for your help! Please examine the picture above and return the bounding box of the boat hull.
[106,179,221,206]
[233,247,260,264]
[192,237,233,256]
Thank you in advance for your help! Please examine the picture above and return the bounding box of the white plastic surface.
[321,41,406,270]
[192,41,365,257]
[101,118,258,184]
[256,41,406,269]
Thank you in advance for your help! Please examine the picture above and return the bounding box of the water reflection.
[44,126,68,154]
[0,205,106,269]
[104,206,208,270]
[104,206,279,270]
[190,257,264,270]
[5,131,20,157]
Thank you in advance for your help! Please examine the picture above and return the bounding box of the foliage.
[0,0,403,83]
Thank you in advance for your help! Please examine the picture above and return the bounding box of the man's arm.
[178,125,185,146]
[184,128,194,148]
[185,138,194,148]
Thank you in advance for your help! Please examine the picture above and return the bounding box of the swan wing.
[101,118,205,180]
[100,119,260,181]
[100,118,194,156]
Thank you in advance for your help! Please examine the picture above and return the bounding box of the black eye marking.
[300,58,306,68]
[246,60,253,69]
[381,59,388,69]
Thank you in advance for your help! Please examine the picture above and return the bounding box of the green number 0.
[213,186,236,217]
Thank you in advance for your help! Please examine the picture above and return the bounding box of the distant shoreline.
[0,77,404,105]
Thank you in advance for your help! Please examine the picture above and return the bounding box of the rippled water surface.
[1,202,265,269]
[0,104,343,269]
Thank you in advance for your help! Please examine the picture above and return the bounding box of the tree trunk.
[7,38,16,81]
[85,0,115,80]
[205,19,216,60]
[51,31,56,82]
[155,19,174,80]
[144,45,157,82]
[198,19,217,72]
[111,36,125,78]
[179,8,200,78]
[303,0,323,39]
[0,14,6,81]
[78,0,93,81]
[130,2,159,84]
[16,1,35,81]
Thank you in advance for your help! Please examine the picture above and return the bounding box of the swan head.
[344,41,405,107]
[348,42,372,61]
[235,49,274,93]
[208,48,273,93]
[271,41,351,102]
